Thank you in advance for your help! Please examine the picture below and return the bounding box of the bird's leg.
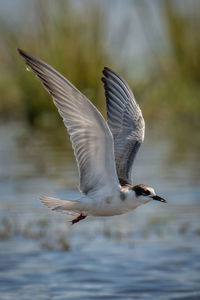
[71,214,87,225]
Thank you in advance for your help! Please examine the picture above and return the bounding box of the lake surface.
[0,122,200,300]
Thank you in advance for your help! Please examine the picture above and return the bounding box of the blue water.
[0,122,200,299]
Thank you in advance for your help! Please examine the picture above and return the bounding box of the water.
[0,122,200,300]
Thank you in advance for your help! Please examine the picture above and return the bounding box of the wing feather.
[102,67,145,185]
[18,49,119,195]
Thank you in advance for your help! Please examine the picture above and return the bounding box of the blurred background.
[0,0,199,299]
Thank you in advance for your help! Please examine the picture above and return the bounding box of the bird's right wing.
[102,67,145,185]
[18,49,119,196]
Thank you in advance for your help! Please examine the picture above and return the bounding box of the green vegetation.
[0,0,199,157]
[141,1,200,156]
[0,1,109,126]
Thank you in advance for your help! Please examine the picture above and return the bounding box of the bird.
[17,48,167,224]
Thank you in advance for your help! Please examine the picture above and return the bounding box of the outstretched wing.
[18,49,119,195]
[102,67,145,185]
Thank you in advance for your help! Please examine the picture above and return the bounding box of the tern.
[18,49,167,224]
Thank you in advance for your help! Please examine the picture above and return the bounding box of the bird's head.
[132,184,167,204]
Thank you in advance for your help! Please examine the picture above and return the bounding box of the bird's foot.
[71,214,87,225]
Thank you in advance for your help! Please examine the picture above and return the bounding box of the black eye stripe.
[132,185,151,197]
[143,190,150,196]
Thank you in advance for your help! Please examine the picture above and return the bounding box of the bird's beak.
[152,195,167,203]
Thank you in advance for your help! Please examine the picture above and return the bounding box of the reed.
[0,0,199,144]
[0,0,109,126]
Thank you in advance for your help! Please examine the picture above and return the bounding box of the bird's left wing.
[18,49,119,196]
[102,67,145,185]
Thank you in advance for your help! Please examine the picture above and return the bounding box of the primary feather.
[18,49,119,197]
[102,67,145,185]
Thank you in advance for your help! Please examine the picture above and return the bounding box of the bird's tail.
[40,196,81,215]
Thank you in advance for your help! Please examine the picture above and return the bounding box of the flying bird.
[18,49,167,224]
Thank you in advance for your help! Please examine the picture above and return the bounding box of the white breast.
[86,189,141,216]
